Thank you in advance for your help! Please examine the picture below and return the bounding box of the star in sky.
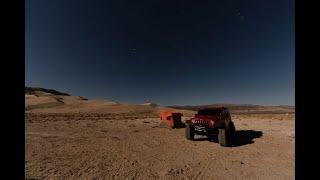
[128,48,137,56]
[235,9,245,21]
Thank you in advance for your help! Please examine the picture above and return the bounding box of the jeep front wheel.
[185,123,194,140]
[218,128,229,147]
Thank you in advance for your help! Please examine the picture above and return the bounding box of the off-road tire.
[185,123,194,140]
[229,122,236,138]
[218,128,229,147]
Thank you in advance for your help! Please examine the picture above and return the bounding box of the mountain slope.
[167,103,295,114]
[25,87,163,114]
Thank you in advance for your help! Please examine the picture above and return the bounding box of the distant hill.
[167,103,295,114]
[24,87,162,114]
[25,87,294,115]
[26,87,71,96]
[140,102,158,107]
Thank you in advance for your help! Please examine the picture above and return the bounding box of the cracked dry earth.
[25,113,294,180]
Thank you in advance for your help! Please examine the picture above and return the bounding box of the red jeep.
[185,107,236,146]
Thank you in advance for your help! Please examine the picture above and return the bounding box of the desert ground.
[25,87,294,179]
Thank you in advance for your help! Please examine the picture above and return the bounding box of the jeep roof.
[197,107,228,116]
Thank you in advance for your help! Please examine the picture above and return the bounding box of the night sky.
[26,0,294,106]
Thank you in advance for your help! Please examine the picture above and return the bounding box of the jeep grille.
[194,120,209,126]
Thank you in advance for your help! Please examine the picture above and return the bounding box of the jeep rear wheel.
[218,128,229,147]
[229,122,236,138]
[185,123,194,140]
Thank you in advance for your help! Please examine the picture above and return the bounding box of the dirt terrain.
[26,112,294,180]
[25,87,294,179]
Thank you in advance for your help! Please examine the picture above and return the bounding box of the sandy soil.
[25,112,294,180]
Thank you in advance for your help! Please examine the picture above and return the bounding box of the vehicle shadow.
[174,123,186,129]
[193,130,263,147]
[229,130,263,147]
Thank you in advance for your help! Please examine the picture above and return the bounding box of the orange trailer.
[159,111,184,129]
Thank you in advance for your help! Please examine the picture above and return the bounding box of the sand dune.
[25,87,158,113]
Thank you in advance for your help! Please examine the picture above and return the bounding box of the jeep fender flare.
[215,121,226,129]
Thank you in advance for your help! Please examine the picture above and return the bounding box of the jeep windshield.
[197,109,222,116]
